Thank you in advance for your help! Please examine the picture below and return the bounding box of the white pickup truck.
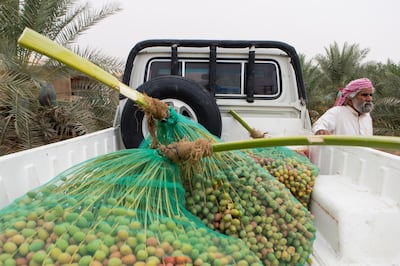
[1,39,399,265]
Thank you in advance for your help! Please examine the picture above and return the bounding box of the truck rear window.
[147,59,280,97]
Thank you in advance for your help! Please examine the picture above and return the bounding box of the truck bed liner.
[309,146,400,265]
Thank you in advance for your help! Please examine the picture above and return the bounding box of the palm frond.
[70,46,125,75]
[315,41,369,87]
[0,0,123,154]
[373,97,400,136]
[53,2,122,46]
[0,71,38,151]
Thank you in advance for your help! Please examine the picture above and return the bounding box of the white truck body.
[1,39,399,265]
[1,127,399,265]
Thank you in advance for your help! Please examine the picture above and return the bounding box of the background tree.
[314,41,369,105]
[362,61,400,135]
[299,54,323,123]
[0,0,123,155]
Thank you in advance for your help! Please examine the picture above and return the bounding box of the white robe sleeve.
[312,108,338,134]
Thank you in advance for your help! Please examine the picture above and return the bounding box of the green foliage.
[0,0,123,155]
[0,72,37,153]
[299,54,325,122]
[314,42,369,87]
[373,97,400,136]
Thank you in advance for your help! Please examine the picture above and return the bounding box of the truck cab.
[116,40,312,149]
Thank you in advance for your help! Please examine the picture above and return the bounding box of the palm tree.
[0,0,123,155]
[361,61,400,136]
[299,54,324,123]
[314,42,370,104]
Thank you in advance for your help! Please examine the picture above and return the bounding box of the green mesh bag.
[0,148,262,265]
[178,149,316,266]
[141,118,316,265]
[244,147,320,208]
[140,107,220,149]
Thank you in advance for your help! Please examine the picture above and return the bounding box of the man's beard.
[354,100,374,114]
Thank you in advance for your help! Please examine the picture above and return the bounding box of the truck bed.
[1,129,399,265]
[309,146,400,265]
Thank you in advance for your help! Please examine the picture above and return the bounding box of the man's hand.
[315,129,330,135]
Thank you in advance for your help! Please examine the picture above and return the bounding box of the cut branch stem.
[18,28,147,107]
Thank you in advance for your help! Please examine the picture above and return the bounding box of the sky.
[77,0,400,63]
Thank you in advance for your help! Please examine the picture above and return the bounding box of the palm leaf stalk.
[162,134,400,214]
[18,28,171,147]
[18,29,228,146]
[229,109,266,138]
[18,28,223,149]
[158,135,400,162]
[213,135,400,152]
[18,28,148,107]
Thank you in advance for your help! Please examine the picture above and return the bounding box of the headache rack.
[122,39,307,104]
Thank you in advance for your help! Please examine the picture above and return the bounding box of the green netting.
[141,107,221,148]
[0,148,262,265]
[140,109,316,265]
[178,150,316,266]
[227,109,318,207]
[12,29,316,265]
[0,107,316,265]
[244,147,320,208]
